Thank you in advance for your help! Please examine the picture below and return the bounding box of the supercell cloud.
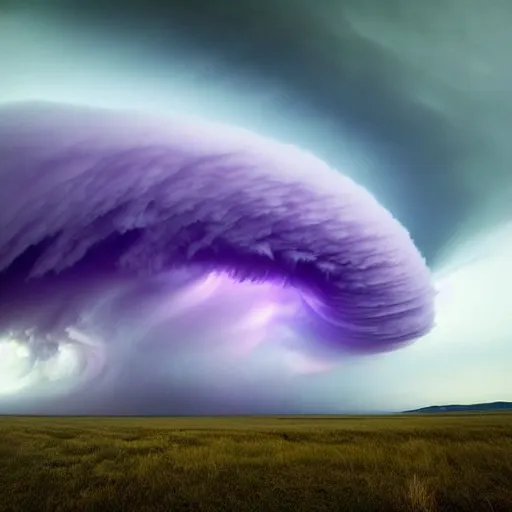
[1,0,512,413]
[0,101,435,405]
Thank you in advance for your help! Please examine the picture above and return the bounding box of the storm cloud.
[0,101,435,404]
[0,0,510,414]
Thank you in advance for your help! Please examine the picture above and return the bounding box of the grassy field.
[1,414,511,512]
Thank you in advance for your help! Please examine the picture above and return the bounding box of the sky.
[0,0,510,414]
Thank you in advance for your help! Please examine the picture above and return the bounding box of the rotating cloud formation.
[0,102,435,398]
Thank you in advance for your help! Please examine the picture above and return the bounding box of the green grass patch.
[0,414,511,511]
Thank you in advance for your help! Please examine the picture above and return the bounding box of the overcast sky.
[0,0,511,414]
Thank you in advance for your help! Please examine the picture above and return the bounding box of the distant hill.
[404,401,512,413]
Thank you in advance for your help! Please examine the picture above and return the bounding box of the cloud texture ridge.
[0,102,435,393]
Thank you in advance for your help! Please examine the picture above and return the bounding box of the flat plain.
[1,413,511,512]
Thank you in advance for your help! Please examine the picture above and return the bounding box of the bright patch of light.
[16,345,30,358]
[0,338,36,395]
[0,335,85,396]
[244,304,279,328]
[420,221,512,349]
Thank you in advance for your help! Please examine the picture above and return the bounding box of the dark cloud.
[1,0,511,413]
[8,0,511,262]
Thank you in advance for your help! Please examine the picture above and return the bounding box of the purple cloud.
[0,101,435,395]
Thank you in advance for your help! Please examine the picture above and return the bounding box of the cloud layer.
[0,101,435,401]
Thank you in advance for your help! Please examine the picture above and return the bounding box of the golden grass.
[0,413,511,511]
